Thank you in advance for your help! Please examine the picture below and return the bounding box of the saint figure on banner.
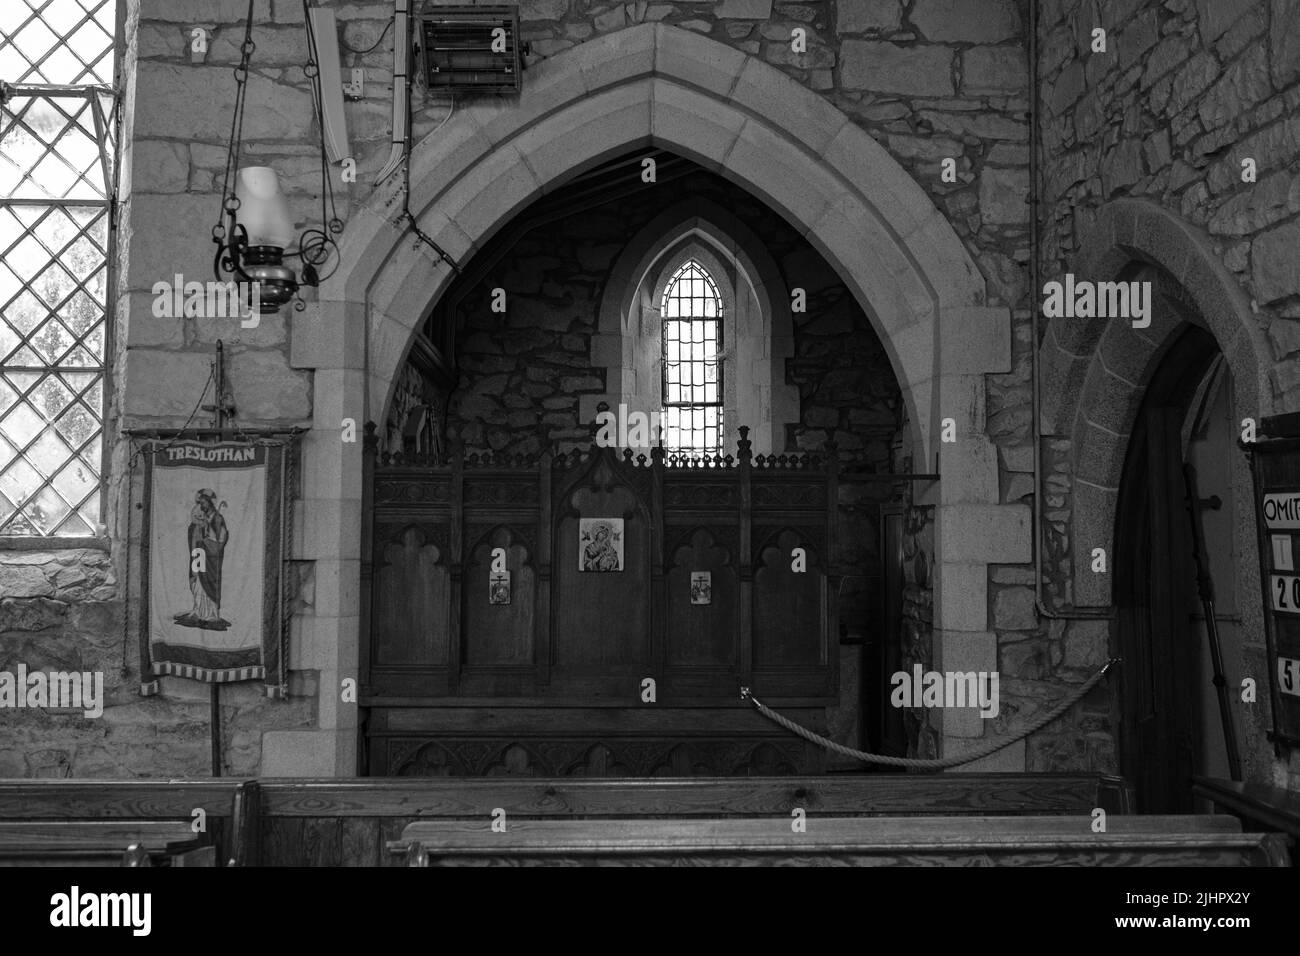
[174,488,232,630]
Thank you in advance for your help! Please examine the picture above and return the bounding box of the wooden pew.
[1193,776,1300,850]
[258,772,1135,865]
[0,773,1139,866]
[0,821,207,866]
[292,772,1128,816]
[392,814,1292,867]
[0,779,249,866]
[255,773,1133,865]
[227,780,261,866]
[0,779,239,821]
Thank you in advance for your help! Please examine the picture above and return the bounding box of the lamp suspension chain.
[212,0,256,251]
[297,0,344,287]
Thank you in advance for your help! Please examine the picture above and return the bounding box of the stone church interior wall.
[4,0,1222,779]
[1038,0,1300,789]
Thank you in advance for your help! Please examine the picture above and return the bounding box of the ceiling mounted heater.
[420,5,522,92]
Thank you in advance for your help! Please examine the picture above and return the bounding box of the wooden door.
[1184,367,1244,781]
[1114,326,1219,813]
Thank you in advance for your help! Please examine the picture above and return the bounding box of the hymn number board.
[1250,417,1300,746]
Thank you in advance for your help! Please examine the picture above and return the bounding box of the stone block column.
[259,299,368,775]
[924,305,1030,770]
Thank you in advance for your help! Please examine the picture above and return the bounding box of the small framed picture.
[579,517,624,572]
[489,570,511,605]
[691,571,711,605]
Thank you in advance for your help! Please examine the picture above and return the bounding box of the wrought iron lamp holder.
[210,1,345,314]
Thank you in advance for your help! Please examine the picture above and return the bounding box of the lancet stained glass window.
[0,0,117,536]
[661,260,722,453]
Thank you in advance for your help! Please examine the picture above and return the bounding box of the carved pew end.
[405,843,430,867]
[122,843,152,867]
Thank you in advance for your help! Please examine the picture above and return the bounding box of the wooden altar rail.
[0,774,1135,866]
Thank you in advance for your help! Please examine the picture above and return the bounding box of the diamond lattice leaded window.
[0,1,116,86]
[0,2,116,536]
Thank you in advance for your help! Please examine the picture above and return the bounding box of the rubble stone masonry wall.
[1038,0,1300,787]
[2,0,1159,776]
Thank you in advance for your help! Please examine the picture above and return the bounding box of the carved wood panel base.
[383,737,821,777]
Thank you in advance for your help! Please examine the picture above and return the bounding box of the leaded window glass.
[661,260,722,453]
[0,0,116,536]
[0,1,115,86]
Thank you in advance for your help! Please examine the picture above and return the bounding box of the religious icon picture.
[579,517,624,572]
[691,571,712,605]
[489,570,511,605]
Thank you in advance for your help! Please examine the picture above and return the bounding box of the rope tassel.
[741,659,1120,771]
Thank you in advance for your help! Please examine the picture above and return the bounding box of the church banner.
[141,440,288,693]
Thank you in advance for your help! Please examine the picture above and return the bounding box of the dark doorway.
[1114,323,1225,812]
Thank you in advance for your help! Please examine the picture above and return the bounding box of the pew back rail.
[392,815,1293,867]
[0,821,206,866]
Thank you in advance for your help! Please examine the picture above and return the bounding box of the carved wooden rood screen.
[360,424,841,776]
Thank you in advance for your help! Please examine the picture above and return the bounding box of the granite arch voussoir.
[1046,199,1269,464]
[339,28,988,457]
[1044,198,1271,609]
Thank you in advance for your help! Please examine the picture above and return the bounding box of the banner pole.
[211,684,222,777]
[208,340,229,778]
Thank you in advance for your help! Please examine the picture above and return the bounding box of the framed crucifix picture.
[490,570,511,605]
[140,440,290,695]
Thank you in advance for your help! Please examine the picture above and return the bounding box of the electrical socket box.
[419,4,521,93]
[343,68,365,99]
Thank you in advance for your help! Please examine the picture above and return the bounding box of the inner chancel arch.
[656,255,724,452]
[595,201,797,457]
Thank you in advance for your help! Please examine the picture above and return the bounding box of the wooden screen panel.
[553,483,648,673]
[753,528,824,667]
[373,525,450,666]
[665,528,737,667]
[462,532,534,666]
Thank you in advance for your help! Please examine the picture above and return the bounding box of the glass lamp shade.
[234,166,294,248]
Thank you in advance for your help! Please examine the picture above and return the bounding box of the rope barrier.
[742,658,1120,771]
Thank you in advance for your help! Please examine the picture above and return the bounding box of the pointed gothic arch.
[290,23,1016,773]
[323,24,988,463]
[1039,198,1272,608]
